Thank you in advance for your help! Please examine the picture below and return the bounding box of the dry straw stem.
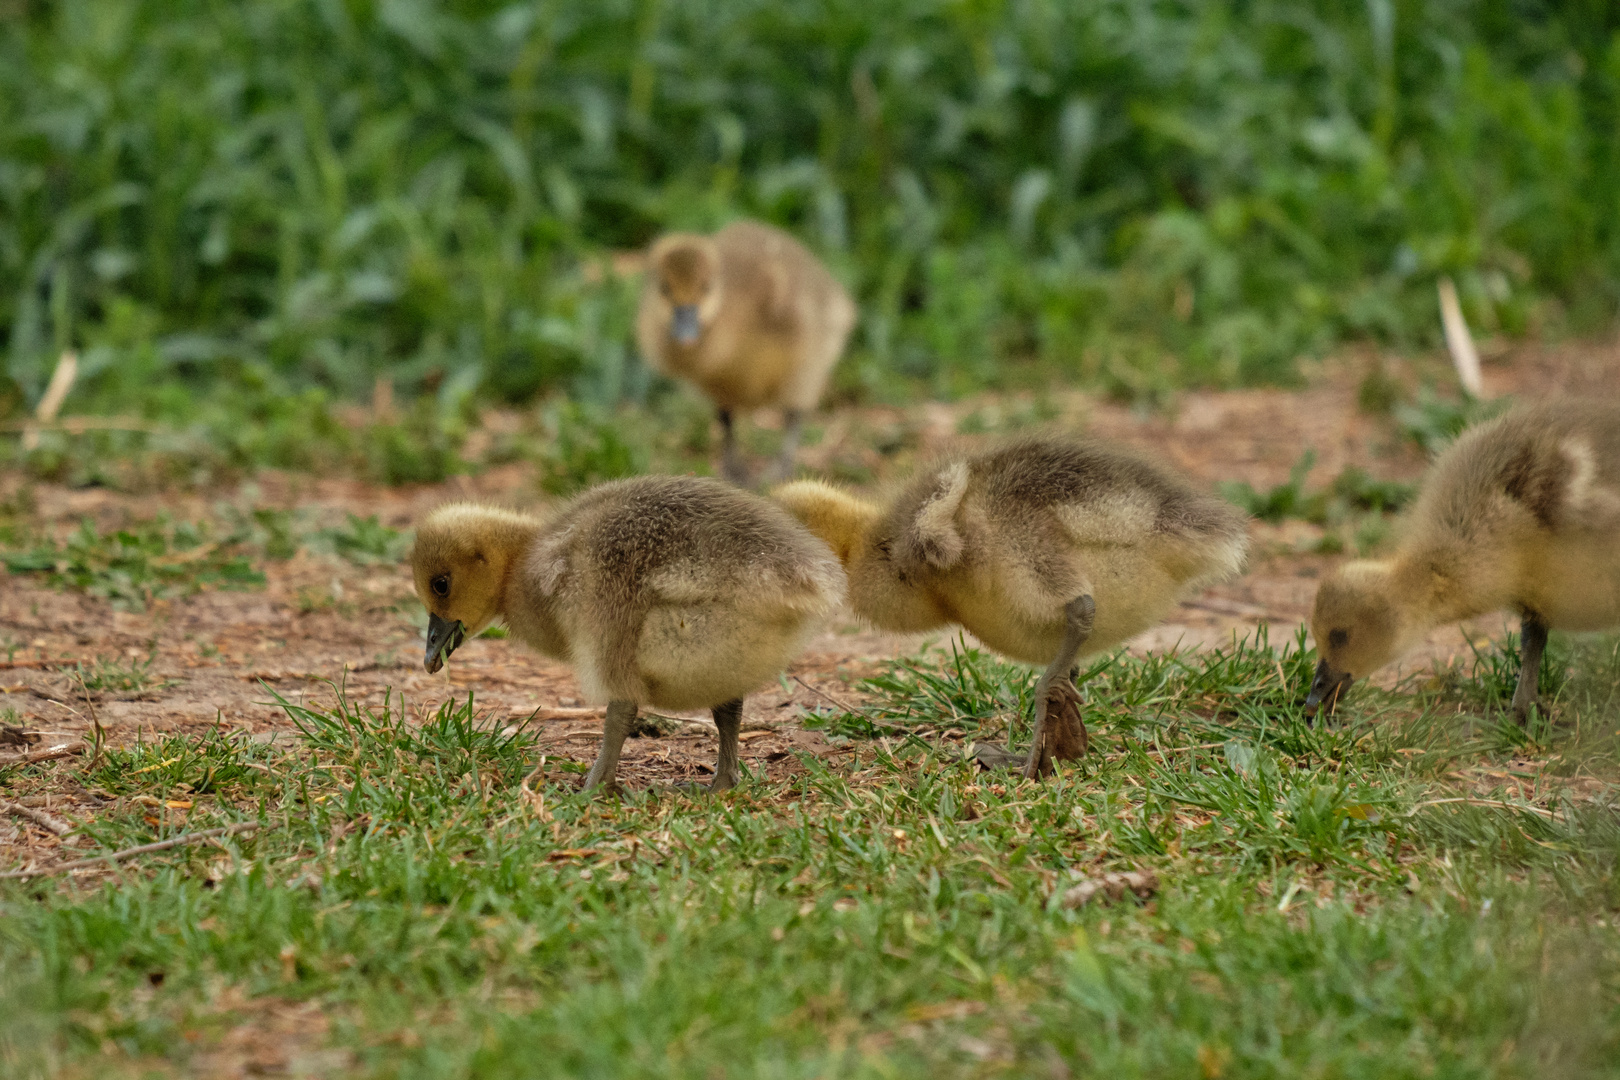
[1437,277,1485,399]
[1407,796,1563,821]
[0,822,263,880]
[1,798,75,836]
[20,350,78,451]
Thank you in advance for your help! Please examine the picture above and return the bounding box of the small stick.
[0,798,75,836]
[1437,277,1485,399]
[0,658,87,671]
[0,822,263,880]
[0,743,87,767]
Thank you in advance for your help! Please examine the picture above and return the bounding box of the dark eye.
[431,575,450,598]
[1329,629,1348,648]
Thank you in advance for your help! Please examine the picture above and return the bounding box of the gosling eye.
[1329,628,1349,649]
[431,575,450,598]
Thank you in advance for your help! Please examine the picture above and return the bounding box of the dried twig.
[1,798,75,836]
[0,822,263,880]
[0,742,87,767]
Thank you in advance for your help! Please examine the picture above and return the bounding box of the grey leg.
[1512,612,1548,725]
[583,700,637,791]
[1023,595,1095,780]
[710,697,744,791]
[718,408,748,486]
[763,409,803,485]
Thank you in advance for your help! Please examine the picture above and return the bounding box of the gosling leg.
[762,408,803,486]
[718,407,748,486]
[1511,612,1549,725]
[1023,595,1095,780]
[583,699,637,791]
[710,697,744,791]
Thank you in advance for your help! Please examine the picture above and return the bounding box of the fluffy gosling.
[1307,399,1620,722]
[637,220,857,485]
[412,477,845,791]
[775,437,1251,778]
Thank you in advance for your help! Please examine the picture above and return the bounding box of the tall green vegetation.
[3,0,1617,419]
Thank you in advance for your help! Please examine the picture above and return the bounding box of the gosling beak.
[1303,658,1354,721]
[424,614,466,674]
[670,304,701,345]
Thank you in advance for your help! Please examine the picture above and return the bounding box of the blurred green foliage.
[2,0,1617,427]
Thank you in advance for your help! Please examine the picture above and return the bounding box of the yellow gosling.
[637,220,856,485]
[775,437,1250,778]
[411,477,845,791]
[1308,398,1620,722]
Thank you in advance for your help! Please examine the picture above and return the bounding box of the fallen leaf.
[1061,869,1159,909]
[547,848,600,861]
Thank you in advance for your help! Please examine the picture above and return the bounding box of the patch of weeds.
[1394,389,1513,456]
[1221,453,1414,553]
[535,401,648,495]
[0,517,265,610]
[273,685,538,820]
[313,513,411,565]
[1221,450,1322,524]
[247,508,300,560]
[356,400,468,486]
[806,636,1037,743]
[81,726,282,800]
[75,653,174,695]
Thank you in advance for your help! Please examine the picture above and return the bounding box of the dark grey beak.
[1304,658,1354,721]
[424,614,466,674]
[670,304,701,345]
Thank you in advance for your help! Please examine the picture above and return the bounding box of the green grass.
[2,633,1616,1077]
[0,516,265,610]
[3,0,1618,439]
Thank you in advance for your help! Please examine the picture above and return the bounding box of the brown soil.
[3,335,1618,796]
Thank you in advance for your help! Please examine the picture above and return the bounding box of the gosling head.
[410,505,535,673]
[1306,560,1403,719]
[648,233,722,346]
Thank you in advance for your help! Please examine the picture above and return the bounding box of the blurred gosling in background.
[638,220,857,486]
[411,477,845,792]
[1308,399,1620,722]
[775,437,1251,779]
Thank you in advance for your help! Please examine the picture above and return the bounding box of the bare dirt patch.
[3,337,1618,795]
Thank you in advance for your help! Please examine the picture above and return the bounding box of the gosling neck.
[774,483,883,568]
[1389,536,1515,631]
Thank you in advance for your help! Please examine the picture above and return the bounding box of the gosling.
[637,220,857,486]
[1307,399,1620,722]
[411,477,845,792]
[774,437,1251,778]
